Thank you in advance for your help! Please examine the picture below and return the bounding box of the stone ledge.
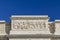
[10,31,50,35]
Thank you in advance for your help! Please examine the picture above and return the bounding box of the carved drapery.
[12,20,46,30]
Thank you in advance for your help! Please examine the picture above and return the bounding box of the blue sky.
[0,0,60,22]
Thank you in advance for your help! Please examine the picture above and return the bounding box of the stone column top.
[0,20,5,22]
[11,15,50,20]
[0,20,5,23]
[48,22,54,24]
[55,20,60,23]
[11,15,48,17]
[48,22,53,24]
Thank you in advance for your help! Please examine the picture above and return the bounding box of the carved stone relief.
[12,20,46,30]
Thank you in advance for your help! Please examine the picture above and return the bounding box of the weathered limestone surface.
[55,20,60,35]
[0,20,7,40]
[0,20,6,35]
[0,15,60,40]
[9,15,51,40]
[10,15,50,35]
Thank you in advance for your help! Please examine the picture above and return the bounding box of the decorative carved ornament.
[12,20,46,30]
